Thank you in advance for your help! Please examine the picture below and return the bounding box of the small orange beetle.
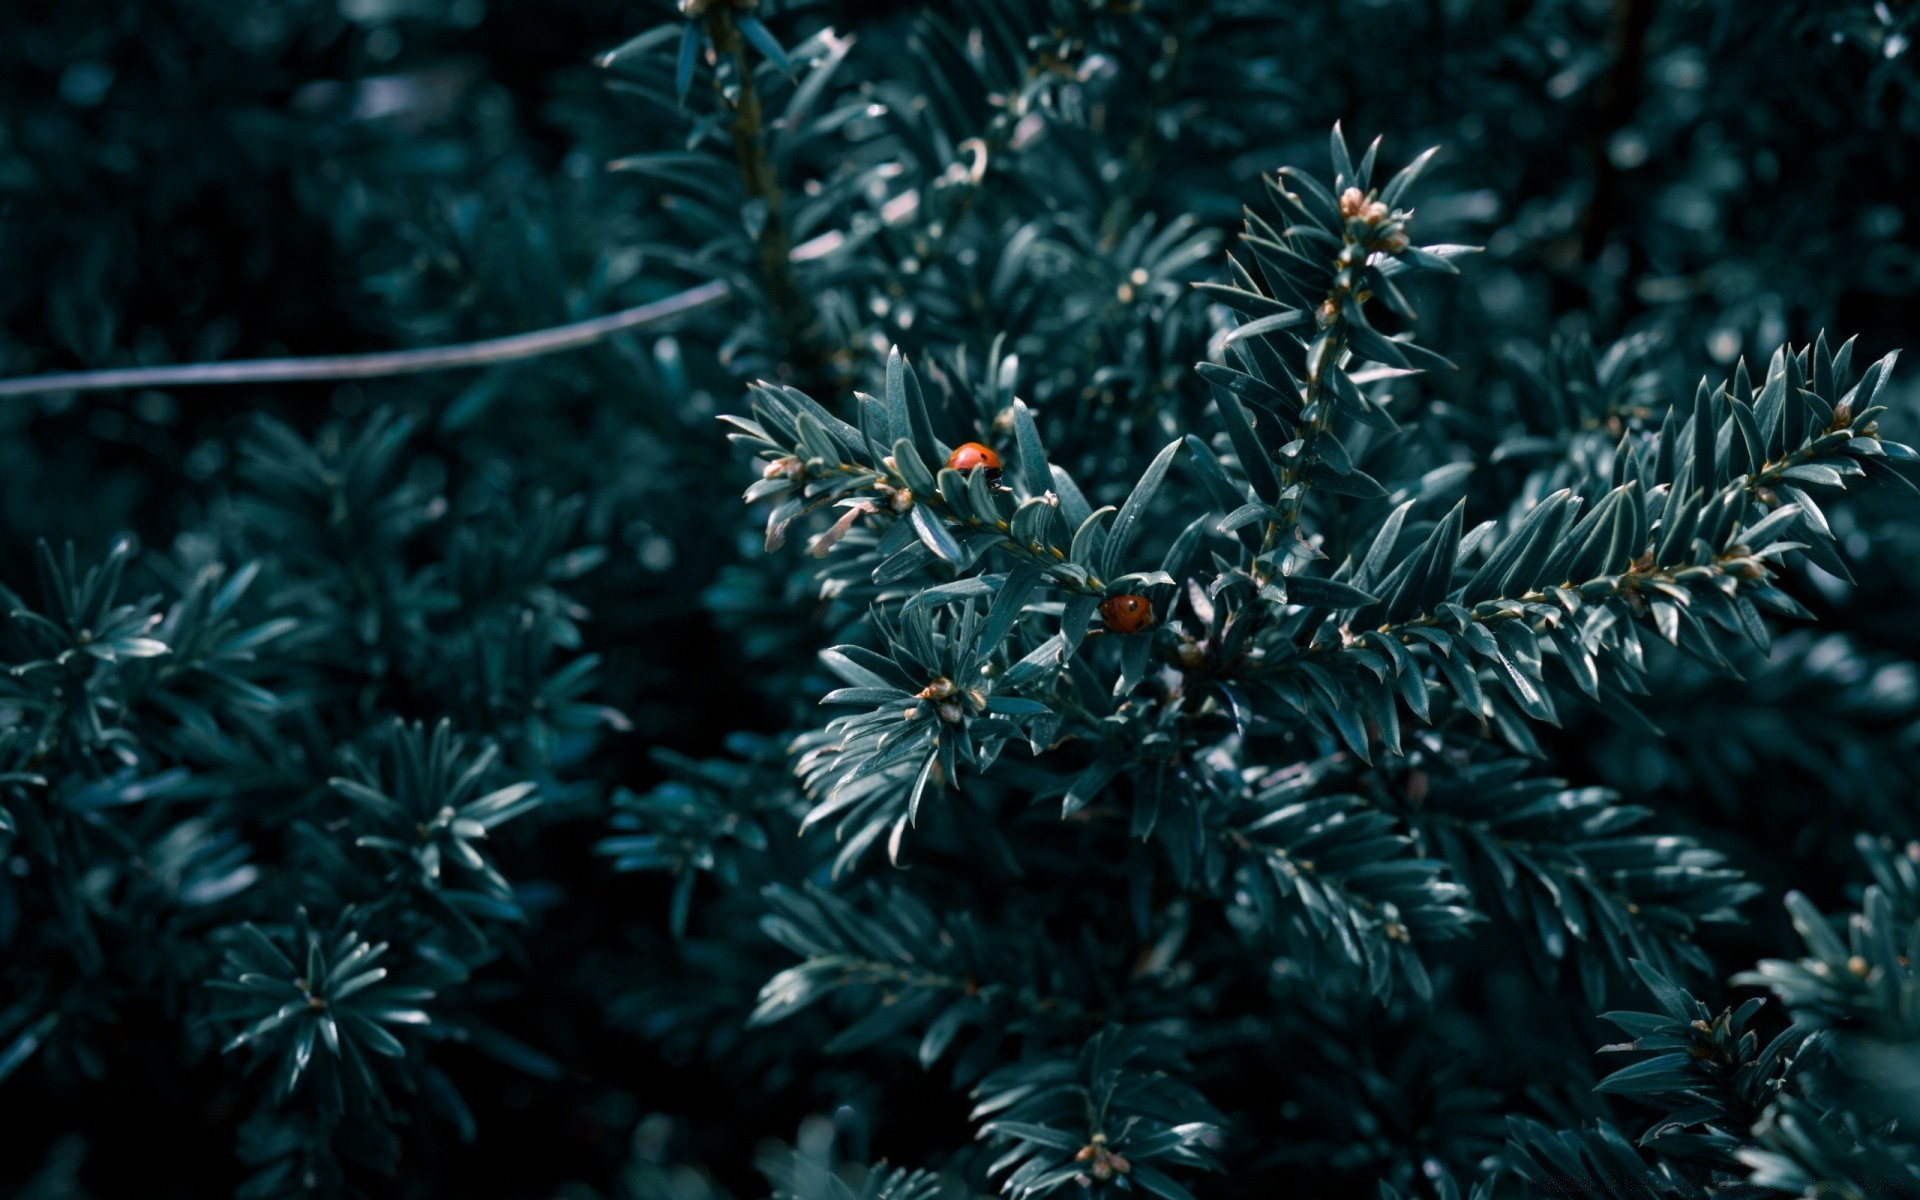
[945,442,1003,474]
[1099,594,1154,634]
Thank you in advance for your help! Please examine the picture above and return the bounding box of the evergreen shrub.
[4,3,1920,1198]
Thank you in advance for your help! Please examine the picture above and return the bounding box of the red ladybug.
[946,442,1003,475]
[1099,594,1154,634]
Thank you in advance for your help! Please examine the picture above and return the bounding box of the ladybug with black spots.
[946,442,1003,479]
[1099,594,1154,634]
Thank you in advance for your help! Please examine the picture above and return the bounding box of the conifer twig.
[0,231,847,401]
[0,281,733,399]
[704,4,820,377]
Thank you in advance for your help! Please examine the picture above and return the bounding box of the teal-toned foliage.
[5,2,1920,1198]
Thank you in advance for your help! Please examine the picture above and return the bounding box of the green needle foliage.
[5,2,1920,1199]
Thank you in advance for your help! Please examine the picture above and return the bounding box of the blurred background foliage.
[2,0,1919,1197]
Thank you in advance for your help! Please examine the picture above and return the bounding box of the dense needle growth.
[4,2,1920,1198]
